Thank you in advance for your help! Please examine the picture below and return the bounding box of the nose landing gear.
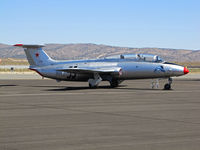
[164,78,172,90]
[151,78,173,90]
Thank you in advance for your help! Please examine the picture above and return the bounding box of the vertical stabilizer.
[14,44,55,67]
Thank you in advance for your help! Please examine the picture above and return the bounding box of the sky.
[0,0,200,50]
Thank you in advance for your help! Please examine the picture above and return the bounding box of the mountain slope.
[0,43,199,62]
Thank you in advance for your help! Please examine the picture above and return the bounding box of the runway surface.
[1,79,200,150]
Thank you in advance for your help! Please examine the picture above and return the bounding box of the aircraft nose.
[184,67,189,74]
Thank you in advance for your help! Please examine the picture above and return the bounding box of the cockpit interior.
[104,54,163,63]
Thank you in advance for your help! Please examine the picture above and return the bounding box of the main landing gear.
[88,73,122,88]
[164,77,172,90]
[88,73,102,88]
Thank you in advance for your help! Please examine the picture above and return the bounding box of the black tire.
[89,83,92,88]
[110,80,119,88]
[164,84,171,90]
[89,83,97,88]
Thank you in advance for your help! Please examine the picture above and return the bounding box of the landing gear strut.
[88,73,102,88]
[164,78,172,90]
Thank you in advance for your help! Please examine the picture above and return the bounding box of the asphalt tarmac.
[1,79,200,150]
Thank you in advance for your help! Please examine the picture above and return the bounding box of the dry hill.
[0,43,199,62]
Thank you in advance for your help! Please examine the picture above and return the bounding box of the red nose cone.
[184,67,189,74]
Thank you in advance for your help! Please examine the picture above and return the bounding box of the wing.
[57,66,121,74]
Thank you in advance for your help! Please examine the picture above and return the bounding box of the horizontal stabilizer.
[14,44,44,48]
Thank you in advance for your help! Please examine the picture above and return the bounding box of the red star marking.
[35,53,39,57]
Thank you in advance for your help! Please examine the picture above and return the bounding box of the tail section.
[14,44,55,67]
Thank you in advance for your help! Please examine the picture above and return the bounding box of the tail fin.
[14,44,55,67]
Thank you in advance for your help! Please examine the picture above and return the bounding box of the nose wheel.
[164,78,172,90]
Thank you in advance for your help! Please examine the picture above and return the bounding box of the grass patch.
[0,68,31,72]
[188,68,200,73]
[174,62,200,67]
[0,58,29,65]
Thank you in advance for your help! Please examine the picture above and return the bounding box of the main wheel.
[110,80,119,88]
[89,83,92,88]
[89,83,97,88]
[164,84,171,90]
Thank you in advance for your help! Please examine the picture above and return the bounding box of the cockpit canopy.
[104,54,163,63]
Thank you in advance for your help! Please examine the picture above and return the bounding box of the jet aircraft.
[14,44,189,90]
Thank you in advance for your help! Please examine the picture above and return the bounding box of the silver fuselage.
[34,58,186,81]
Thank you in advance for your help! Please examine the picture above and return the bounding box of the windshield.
[136,54,163,62]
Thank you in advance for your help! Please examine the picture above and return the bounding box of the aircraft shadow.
[116,87,168,91]
[46,85,119,91]
[30,85,167,91]
[42,85,166,91]
[0,84,17,87]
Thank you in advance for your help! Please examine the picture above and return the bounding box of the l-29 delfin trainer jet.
[14,44,189,90]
